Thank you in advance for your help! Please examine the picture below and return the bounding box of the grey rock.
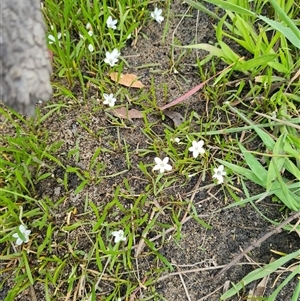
[0,0,52,116]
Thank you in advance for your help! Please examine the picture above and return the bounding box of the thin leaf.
[258,16,300,49]
[268,264,300,301]
[219,40,241,62]
[217,159,263,186]
[178,43,225,57]
[159,62,235,110]
[201,0,255,16]
[292,280,300,301]
[22,251,34,285]
[239,54,277,72]
[144,238,173,271]
[266,134,286,190]
[268,0,300,40]
[221,249,300,299]
[239,143,268,184]
[184,0,220,20]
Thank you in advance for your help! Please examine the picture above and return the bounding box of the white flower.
[79,30,93,39]
[271,111,277,118]
[151,7,164,24]
[86,22,92,30]
[153,157,172,173]
[111,230,126,243]
[106,16,118,30]
[104,49,120,67]
[189,140,205,158]
[88,44,94,52]
[12,225,31,246]
[171,137,183,145]
[103,93,116,107]
[212,165,226,184]
[48,32,62,44]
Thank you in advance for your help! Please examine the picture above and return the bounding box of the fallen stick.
[215,210,300,278]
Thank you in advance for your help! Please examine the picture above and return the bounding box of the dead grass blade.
[159,61,237,111]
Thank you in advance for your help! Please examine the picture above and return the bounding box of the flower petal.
[19,225,26,233]
[164,164,172,171]
[162,157,169,164]
[154,157,162,165]
[16,238,23,246]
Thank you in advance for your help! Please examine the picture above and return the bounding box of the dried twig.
[215,210,300,278]
[157,265,226,282]
[129,276,147,301]
[178,268,192,301]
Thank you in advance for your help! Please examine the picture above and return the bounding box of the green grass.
[183,0,300,299]
[1,0,300,300]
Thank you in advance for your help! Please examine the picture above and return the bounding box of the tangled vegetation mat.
[1,1,300,300]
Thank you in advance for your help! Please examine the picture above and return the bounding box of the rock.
[0,0,52,116]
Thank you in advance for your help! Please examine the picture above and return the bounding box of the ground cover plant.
[184,0,300,298]
[0,0,299,300]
